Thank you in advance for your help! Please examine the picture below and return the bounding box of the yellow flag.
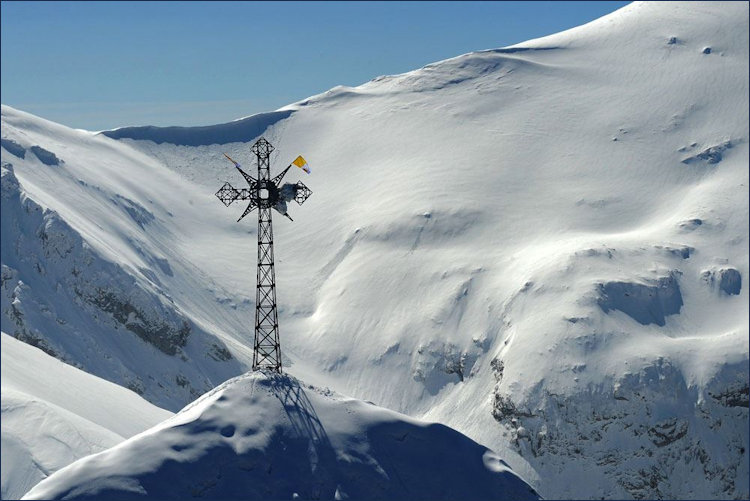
[292,155,310,174]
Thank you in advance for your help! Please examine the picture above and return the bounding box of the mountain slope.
[22,371,539,501]
[1,1,747,498]
[1,142,244,412]
[1,333,172,500]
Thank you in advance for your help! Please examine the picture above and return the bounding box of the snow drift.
[1,333,172,500]
[23,371,539,501]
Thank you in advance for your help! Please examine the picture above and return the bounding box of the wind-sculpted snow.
[1,333,172,500]
[1,163,242,411]
[100,110,294,146]
[23,372,539,501]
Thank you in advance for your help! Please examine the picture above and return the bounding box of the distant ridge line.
[484,46,561,54]
[99,109,294,147]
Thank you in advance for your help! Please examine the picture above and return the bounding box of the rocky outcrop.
[1,138,26,159]
[490,357,749,499]
[701,267,743,296]
[412,340,485,392]
[86,288,189,356]
[681,140,732,165]
[28,200,192,358]
[29,145,61,166]
[597,272,683,326]
[1,163,239,410]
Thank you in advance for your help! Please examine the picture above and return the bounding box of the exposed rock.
[208,343,233,361]
[492,393,535,421]
[1,162,20,198]
[597,272,683,326]
[678,218,703,232]
[125,379,145,395]
[701,267,742,295]
[681,140,731,165]
[710,382,750,408]
[1,265,59,359]
[490,358,748,499]
[490,358,505,383]
[1,163,240,410]
[413,341,482,390]
[719,268,742,295]
[1,138,26,159]
[653,244,693,259]
[113,194,155,229]
[87,288,190,356]
[444,353,468,382]
[29,145,61,166]
[647,418,688,447]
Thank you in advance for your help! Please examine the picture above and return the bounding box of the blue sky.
[1,1,629,130]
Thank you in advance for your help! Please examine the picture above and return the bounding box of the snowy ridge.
[1,333,172,500]
[22,371,539,501]
[100,109,294,146]
[1,1,748,498]
[1,130,243,412]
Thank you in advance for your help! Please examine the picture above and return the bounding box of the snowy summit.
[22,371,539,500]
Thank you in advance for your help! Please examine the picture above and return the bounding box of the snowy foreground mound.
[1,333,172,500]
[23,371,539,501]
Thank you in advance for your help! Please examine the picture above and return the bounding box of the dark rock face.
[710,382,750,408]
[113,195,155,229]
[678,218,703,232]
[1,163,239,410]
[702,267,743,296]
[3,180,193,359]
[718,268,742,295]
[681,140,731,165]
[597,273,683,326]
[490,358,749,500]
[647,418,689,447]
[29,145,61,166]
[1,138,26,159]
[88,289,190,356]
[208,343,233,361]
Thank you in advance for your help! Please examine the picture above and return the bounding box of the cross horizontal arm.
[216,182,239,206]
[236,189,252,200]
[216,183,255,206]
[294,181,312,205]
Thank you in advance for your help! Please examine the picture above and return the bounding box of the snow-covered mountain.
[1,1,748,499]
[1,138,244,411]
[22,371,539,500]
[1,333,172,500]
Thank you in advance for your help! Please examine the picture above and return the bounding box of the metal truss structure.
[215,137,312,372]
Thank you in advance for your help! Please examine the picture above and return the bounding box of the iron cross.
[215,137,312,372]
